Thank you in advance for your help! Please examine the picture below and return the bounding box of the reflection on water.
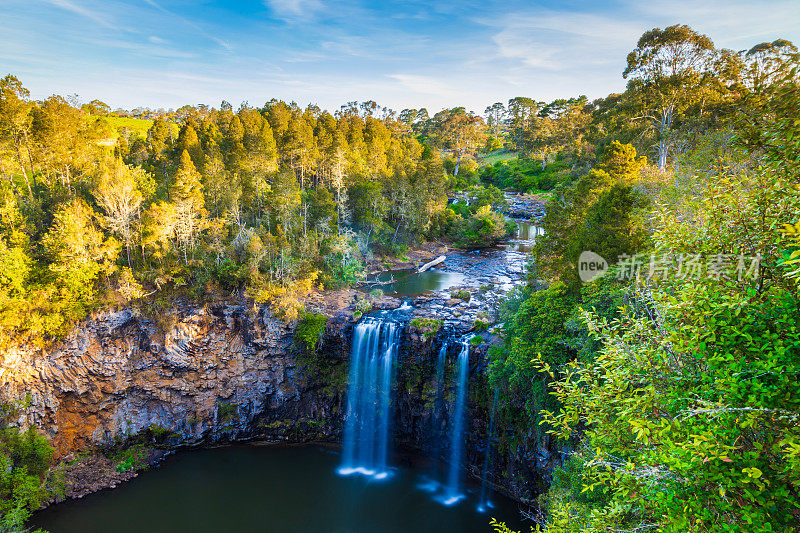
[506,221,543,253]
[34,446,524,533]
[365,268,465,297]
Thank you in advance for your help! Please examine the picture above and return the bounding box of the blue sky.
[3,0,799,114]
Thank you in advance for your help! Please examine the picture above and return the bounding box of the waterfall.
[442,334,473,505]
[477,387,499,512]
[338,305,408,479]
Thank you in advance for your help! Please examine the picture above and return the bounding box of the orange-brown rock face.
[0,303,329,456]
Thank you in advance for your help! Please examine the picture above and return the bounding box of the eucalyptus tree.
[430,107,485,176]
[95,161,144,267]
[484,102,506,139]
[506,97,544,151]
[622,24,717,171]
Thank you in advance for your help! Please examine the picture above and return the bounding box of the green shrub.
[450,206,509,249]
[0,402,59,532]
[410,318,443,340]
[113,444,148,473]
[147,424,174,444]
[208,257,242,292]
[473,319,489,332]
[354,295,373,316]
[294,312,327,353]
[216,402,237,423]
[450,289,471,302]
[480,157,572,192]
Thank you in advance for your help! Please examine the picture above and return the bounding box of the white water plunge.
[338,311,406,480]
[441,334,473,505]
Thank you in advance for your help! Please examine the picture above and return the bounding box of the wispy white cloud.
[264,0,324,21]
[142,0,233,52]
[8,0,800,115]
[39,0,116,29]
[483,10,642,71]
[632,0,800,48]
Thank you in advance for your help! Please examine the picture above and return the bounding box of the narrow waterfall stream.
[339,305,410,479]
[442,334,473,505]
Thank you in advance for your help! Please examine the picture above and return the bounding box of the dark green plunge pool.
[34,445,524,533]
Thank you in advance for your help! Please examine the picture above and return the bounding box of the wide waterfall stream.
[338,306,408,479]
[338,304,485,513]
[441,334,473,505]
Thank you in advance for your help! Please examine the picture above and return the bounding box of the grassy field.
[478,149,518,165]
[105,116,155,138]
[84,115,180,140]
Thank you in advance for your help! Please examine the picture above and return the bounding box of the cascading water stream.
[441,334,473,505]
[339,304,409,479]
[477,387,499,512]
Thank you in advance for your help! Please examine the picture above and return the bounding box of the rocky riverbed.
[502,192,548,220]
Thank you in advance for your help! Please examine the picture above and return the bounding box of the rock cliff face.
[0,302,347,456]
[0,294,555,505]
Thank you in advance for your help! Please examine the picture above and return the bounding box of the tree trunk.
[657,106,673,172]
[418,255,446,273]
[658,139,668,171]
[22,130,36,189]
[15,140,34,200]
[453,153,462,177]
[0,161,21,199]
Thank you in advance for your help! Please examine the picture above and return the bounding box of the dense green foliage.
[533,140,649,288]
[409,317,443,341]
[0,78,521,344]
[0,404,57,533]
[479,158,572,192]
[489,277,623,453]
[439,186,513,248]
[490,26,800,533]
[294,312,327,354]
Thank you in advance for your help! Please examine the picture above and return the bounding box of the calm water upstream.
[364,268,466,297]
[34,445,524,533]
[506,220,542,254]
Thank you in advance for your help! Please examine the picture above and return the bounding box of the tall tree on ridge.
[623,24,716,171]
[484,102,506,139]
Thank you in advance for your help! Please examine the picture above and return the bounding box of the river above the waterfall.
[363,268,466,296]
[34,445,524,533]
[362,219,540,298]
